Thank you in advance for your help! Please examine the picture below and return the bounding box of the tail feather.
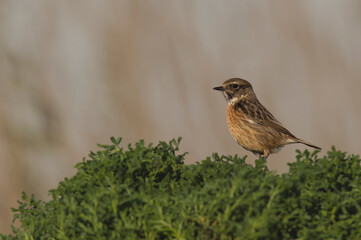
[295,138,321,150]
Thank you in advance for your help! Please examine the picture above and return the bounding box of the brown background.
[1,1,360,234]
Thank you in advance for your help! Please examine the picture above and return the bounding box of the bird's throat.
[228,97,239,105]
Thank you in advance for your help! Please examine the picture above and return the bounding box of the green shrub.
[1,137,361,240]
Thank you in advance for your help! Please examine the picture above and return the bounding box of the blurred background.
[1,0,361,233]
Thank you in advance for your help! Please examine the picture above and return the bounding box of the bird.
[213,78,321,160]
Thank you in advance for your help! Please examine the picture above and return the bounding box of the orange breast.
[226,104,284,154]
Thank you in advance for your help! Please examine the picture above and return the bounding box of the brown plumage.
[213,78,321,160]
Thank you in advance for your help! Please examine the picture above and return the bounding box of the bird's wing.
[235,99,296,139]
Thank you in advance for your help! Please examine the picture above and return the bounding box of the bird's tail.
[294,138,322,150]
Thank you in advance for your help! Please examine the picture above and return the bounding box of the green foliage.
[1,139,361,240]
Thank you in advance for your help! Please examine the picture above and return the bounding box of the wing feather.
[234,99,296,139]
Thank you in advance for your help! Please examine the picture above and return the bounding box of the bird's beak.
[213,86,224,91]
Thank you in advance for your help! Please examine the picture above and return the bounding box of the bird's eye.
[232,84,239,89]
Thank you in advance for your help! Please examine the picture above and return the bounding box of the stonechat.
[213,78,321,160]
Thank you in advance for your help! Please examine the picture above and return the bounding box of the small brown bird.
[213,78,321,160]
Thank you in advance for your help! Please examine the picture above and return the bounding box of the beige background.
[1,1,360,234]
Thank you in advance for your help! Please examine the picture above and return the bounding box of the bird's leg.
[261,150,270,161]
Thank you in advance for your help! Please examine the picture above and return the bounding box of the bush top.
[2,138,361,240]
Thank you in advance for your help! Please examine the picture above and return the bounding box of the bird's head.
[213,78,254,104]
